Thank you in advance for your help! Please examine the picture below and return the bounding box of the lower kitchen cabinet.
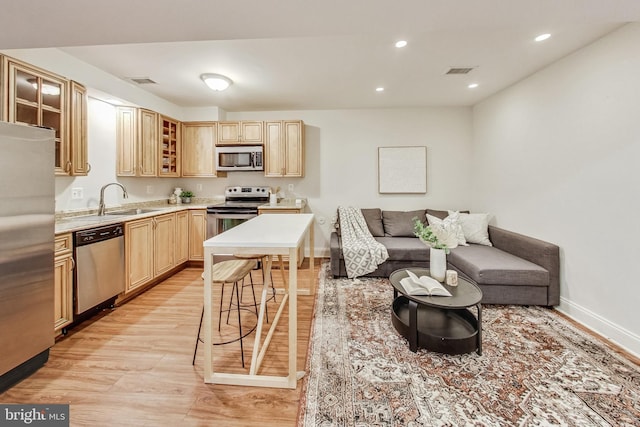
[54,233,74,334]
[153,213,176,276]
[125,218,154,294]
[176,210,189,265]
[125,211,191,294]
[188,209,207,261]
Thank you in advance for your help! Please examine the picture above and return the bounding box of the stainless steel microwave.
[215,145,263,171]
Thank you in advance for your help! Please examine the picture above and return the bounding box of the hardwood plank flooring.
[0,261,321,426]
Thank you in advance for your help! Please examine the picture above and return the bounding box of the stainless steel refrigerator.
[0,121,55,392]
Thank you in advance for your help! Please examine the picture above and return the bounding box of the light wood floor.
[0,261,321,426]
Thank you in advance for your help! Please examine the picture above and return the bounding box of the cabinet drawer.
[55,233,73,255]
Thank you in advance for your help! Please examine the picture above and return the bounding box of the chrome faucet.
[98,183,129,216]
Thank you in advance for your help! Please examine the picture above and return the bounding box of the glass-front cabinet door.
[4,58,68,175]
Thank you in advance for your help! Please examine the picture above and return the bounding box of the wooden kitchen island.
[202,213,314,388]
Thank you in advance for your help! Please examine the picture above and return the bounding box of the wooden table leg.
[408,300,418,352]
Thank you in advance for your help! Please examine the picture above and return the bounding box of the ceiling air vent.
[129,77,157,85]
[445,67,474,75]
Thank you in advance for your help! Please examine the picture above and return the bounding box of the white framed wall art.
[378,146,427,194]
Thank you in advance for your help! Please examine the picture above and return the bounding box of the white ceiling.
[2,0,639,111]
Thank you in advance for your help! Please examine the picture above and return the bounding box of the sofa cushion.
[426,212,467,246]
[448,244,549,287]
[361,208,385,237]
[375,237,429,261]
[335,208,384,237]
[455,212,492,246]
[426,209,449,221]
[382,210,425,237]
[427,209,469,222]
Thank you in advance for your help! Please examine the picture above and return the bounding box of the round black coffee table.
[389,268,483,355]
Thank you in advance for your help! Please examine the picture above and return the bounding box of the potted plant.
[413,217,458,282]
[180,190,194,204]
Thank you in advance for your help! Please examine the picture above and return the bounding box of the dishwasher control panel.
[75,223,124,246]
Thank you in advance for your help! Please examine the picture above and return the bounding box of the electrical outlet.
[196,183,203,191]
[317,216,326,225]
[146,185,154,194]
[288,184,294,192]
[71,188,83,200]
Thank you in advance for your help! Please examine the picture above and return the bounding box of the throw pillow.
[451,211,492,246]
[361,208,385,237]
[382,210,426,237]
[426,209,470,221]
[426,212,468,246]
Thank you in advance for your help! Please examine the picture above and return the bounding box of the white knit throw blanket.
[338,206,389,278]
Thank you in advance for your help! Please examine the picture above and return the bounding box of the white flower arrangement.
[412,217,459,254]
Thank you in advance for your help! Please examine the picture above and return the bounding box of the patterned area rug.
[298,264,640,426]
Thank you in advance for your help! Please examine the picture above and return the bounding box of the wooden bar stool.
[232,254,283,322]
[193,259,257,367]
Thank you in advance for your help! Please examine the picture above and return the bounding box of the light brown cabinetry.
[2,56,68,175]
[188,209,207,261]
[116,107,158,177]
[176,210,190,265]
[125,218,155,293]
[159,115,181,177]
[125,211,191,294]
[153,213,176,276]
[217,121,264,145]
[182,122,218,177]
[68,81,89,175]
[264,120,305,177]
[54,233,74,334]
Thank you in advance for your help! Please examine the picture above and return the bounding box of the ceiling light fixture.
[200,73,233,91]
[375,87,385,92]
[468,83,479,89]
[535,33,551,42]
[395,40,407,48]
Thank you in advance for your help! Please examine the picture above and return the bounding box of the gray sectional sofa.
[330,208,560,306]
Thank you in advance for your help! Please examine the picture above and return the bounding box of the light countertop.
[55,203,215,234]
[258,199,306,210]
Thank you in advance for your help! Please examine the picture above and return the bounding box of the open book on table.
[399,270,452,297]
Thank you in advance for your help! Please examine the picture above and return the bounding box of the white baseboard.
[306,247,330,259]
[557,297,640,359]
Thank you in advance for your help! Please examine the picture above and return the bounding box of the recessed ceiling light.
[468,83,479,89]
[535,33,551,42]
[375,87,385,92]
[395,40,407,48]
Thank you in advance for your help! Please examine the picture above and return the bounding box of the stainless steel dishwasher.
[74,223,125,315]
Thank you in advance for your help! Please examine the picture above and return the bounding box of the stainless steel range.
[206,186,270,239]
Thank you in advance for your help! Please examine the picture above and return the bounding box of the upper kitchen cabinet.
[1,56,69,175]
[217,121,263,145]
[264,120,305,177]
[182,122,218,177]
[68,81,90,175]
[116,107,158,177]
[159,115,181,177]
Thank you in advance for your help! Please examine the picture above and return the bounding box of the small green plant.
[180,190,194,198]
[413,217,451,253]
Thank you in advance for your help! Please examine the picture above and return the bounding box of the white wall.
[471,23,640,356]
[225,108,473,252]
